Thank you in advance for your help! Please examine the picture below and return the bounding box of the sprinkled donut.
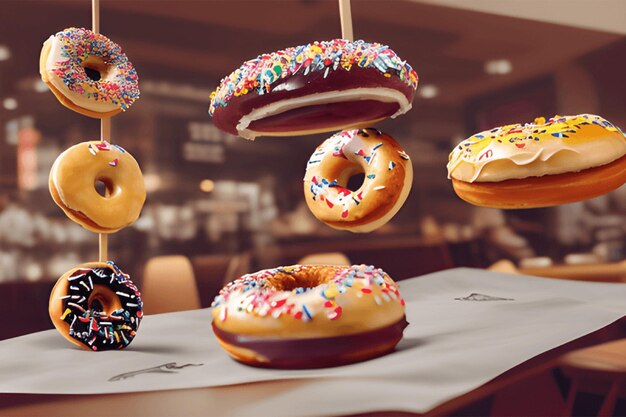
[209,39,418,140]
[49,140,146,233]
[447,114,626,209]
[40,27,140,118]
[211,264,407,369]
[304,128,412,232]
[49,262,143,351]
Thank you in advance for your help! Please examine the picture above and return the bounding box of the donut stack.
[40,28,145,351]
[209,39,418,232]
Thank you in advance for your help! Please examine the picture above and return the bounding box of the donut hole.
[81,56,110,82]
[266,268,334,291]
[88,285,123,316]
[346,172,365,192]
[94,178,114,197]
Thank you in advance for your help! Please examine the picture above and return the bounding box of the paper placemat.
[1,268,624,416]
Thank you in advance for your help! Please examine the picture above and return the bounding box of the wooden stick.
[92,0,100,34]
[338,0,354,41]
[93,0,108,262]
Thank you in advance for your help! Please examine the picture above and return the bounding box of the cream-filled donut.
[304,128,412,232]
[211,264,407,368]
[447,114,626,209]
[49,141,146,233]
[209,39,418,140]
[40,27,139,118]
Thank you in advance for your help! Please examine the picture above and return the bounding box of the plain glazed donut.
[303,128,412,232]
[40,27,140,118]
[447,114,626,209]
[49,140,146,233]
[49,262,143,351]
[211,264,407,369]
[209,39,418,140]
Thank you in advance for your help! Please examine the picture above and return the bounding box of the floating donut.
[49,262,143,351]
[209,39,418,140]
[303,128,412,232]
[40,27,140,118]
[211,264,407,369]
[49,140,146,233]
[447,114,626,209]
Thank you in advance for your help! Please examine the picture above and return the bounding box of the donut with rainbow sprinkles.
[447,114,626,209]
[209,39,418,140]
[211,264,407,369]
[40,27,140,118]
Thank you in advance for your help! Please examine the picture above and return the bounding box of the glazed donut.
[40,27,140,118]
[209,39,418,140]
[211,264,407,369]
[49,262,143,351]
[447,114,626,209]
[303,128,412,232]
[49,140,146,233]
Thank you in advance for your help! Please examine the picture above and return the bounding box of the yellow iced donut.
[49,141,146,233]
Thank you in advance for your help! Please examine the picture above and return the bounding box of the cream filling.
[448,135,626,183]
[45,36,119,113]
[236,88,411,140]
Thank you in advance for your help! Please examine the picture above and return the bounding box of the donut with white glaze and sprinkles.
[211,264,407,369]
[209,39,418,140]
[40,27,140,118]
[49,262,143,351]
[304,128,412,232]
[447,114,626,209]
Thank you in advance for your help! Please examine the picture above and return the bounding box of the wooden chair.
[559,338,626,416]
[141,255,201,315]
[298,252,351,266]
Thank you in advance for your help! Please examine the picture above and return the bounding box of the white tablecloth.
[1,268,625,416]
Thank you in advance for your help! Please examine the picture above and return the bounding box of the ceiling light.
[418,84,439,99]
[34,79,48,93]
[0,45,10,61]
[199,179,215,193]
[484,59,513,75]
[3,97,18,110]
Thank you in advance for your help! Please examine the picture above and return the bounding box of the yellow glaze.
[448,114,626,183]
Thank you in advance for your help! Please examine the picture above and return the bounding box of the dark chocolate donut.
[209,39,418,140]
[49,262,143,351]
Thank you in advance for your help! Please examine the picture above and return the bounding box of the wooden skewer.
[338,0,354,41]
[93,0,109,262]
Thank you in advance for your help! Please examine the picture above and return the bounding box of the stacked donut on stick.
[40,16,145,351]
[208,0,416,367]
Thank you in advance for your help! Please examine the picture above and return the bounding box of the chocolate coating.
[212,67,415,137]
[212,316,409,369]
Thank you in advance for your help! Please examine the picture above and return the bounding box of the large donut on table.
[49,140,146,233]
[40,27,140,118]
[49,262,143,351]
[209,39,418,140]
[211,264,407,369]
[304,128,412,233]
[447,114,626,209]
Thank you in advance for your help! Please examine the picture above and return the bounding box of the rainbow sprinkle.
[209,39,418,114]
[48,28,139,111]
[211,264,404,323]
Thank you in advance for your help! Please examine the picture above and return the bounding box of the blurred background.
[0,0,625,338]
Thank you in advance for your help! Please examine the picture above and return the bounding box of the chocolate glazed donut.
[209,39,418,140]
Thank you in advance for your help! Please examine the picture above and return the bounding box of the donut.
[447,114,626,209]
[303,128,412,232]
[49,262,143,351]
[209,39,418,140]
[49,140,146,233]
[40,27,140,118]
[211,264,407,369]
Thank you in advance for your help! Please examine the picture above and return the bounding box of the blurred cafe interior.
[0,0,625,340]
